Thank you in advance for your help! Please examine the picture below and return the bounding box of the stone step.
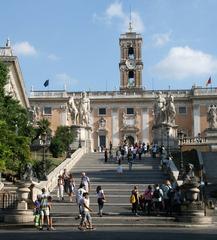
[52,215,176,225]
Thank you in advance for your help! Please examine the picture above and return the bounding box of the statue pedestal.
[4,181,34,223]
[176,201,212,224]
[152,123,178,148]
[205,128,217,143]
[205,128,217,151]
[71,125,92,152]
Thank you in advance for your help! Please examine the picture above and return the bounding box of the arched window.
[128,47,134,59]
[128,71,135,87]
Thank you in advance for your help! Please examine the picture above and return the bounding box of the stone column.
[112,108,119,147]
[193,104,200,137]
[60,105,67,125]
[142,108,149,143]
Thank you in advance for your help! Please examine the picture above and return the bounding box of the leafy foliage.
[50,126,76,158]
[0,62,32,175]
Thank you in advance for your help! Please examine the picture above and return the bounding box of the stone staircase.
[50,152,177,227]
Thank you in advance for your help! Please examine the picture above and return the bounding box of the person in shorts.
[78,192,94,231]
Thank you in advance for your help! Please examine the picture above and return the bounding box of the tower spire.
[128,6,133,32]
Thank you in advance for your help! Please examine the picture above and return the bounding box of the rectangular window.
[43,107,52,115]
[99,108,106,115]
[179,106,187,115]
[127,108,134,115]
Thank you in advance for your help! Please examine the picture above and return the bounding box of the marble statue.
[68,96,79,125]
[207,104,217,129]
[80,92,90,126]
[166,93,176,125]
[154,91,167,125]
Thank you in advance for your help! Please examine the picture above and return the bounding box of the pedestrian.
[39,188,50,230]
[33,194,41,229]
[96,185,106,217]
[47,196,55,230]
[130,186,140,216]
[109,141,112,151]
[143,185,153,215]
[78,192,94,231]
[117,162,123,174]
[153,184,163,216]
[104,148,108,163]
[116,146,122,164]
[62,168,70,195]
[128,149,133,171]
[57,175,64,201]
[68,173,75,202]
[75,183,87,220]
[80,172,91,192]
[161,180,173,216]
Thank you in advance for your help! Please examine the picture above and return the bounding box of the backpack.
[130,194,136,203]
[153,189,161,199]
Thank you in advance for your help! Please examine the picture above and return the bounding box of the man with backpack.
[153,184,163,216]
[130,186,140,216]
[161,180,174,216]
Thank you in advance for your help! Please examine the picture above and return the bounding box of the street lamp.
[40,132,48,180]
[177,130,184,177]
[166,126,170,157]
[78,128,81,148]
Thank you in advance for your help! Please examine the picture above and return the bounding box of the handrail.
[31,147,86,201]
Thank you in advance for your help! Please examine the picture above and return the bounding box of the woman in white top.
[96,186,106,217]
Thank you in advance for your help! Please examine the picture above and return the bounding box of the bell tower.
[119,22,143,91]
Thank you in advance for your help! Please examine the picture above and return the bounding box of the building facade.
[1,30,216,151]
[0,39,29,109]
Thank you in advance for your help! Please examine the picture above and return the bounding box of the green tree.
[0,62,31,176]
[50,126,76,158]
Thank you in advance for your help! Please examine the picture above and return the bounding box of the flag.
[206,77,211,87]
[43,79,49,87]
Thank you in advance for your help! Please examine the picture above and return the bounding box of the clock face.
[126,59,136,70]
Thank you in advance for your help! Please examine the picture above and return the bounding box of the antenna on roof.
[128,5,133,32]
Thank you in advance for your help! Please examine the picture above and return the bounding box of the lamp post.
[78,128,81,148]
[166,126,170,157]
[178,130,184,177]
[41,132,48,180]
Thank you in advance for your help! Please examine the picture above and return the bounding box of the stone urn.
[17,181,31,202]
[182,181,200,201]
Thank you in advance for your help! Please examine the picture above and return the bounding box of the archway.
[126,135,135,146]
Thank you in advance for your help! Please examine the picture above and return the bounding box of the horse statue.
[68,96,79,125]
[166,94,176,125]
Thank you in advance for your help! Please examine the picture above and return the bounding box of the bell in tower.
[119,22,143,91]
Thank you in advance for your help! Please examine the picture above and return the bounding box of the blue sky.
[0,0,217,94]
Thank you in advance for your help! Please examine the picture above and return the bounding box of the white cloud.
[154,46,217,79]
[13,41,37,56]
[105,2,124,19]
[94,2,145,33]
[48,54,59,61]
[153,32,171,47]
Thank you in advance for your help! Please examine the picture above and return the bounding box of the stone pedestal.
[71,124,92,152]
[152,123,178,148]
[4,181,34,223]
[205,128,217,143]
[176,202,212,224]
